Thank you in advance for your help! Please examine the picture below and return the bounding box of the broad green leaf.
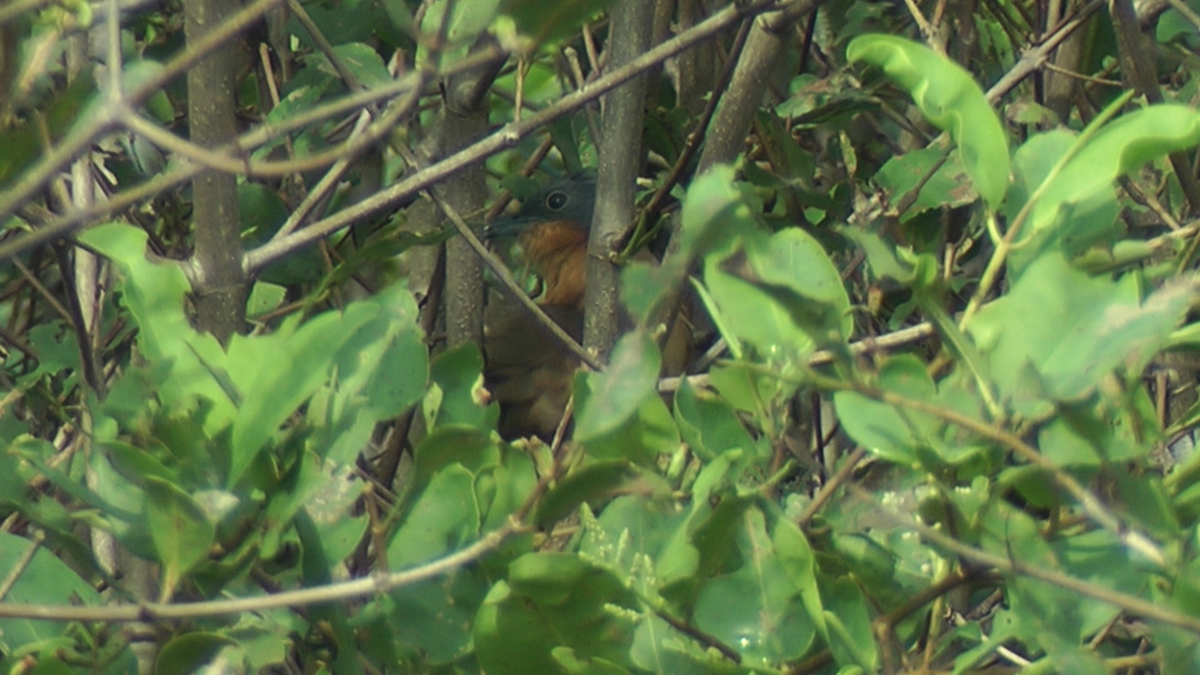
[969,255,1196,411]
[746,227,853,346]
[823,577,879,670]
[839,228,915,284]
[630,614,708,675]
[873,141,977,220]
[156,633,242,675]
[428,343,493,430]
[534,460,671,528]
[385,570,488,664]
[673,378,757,461]
[326,284,428,421]
[574,369,679,466]
[80,224,234,432]
[679,165,753,259]
[475,553,639,675]
[588,495,688,572]
[833,355,939,465]
[104,439,181,486]
[551,647,635,674]
[481,447,539,532]
[388,464,480,568]
[145,476,216,600]
[622,166,755,324]
[228,302,376,486]
[25,322,78,380]
[693,508,817,664]
[1029,104,1200,237]
[0,532,100,649]
[774,519,829,646]
[656,452,739,586]
[575,329,661,442]
[423,0,500,46]
[326,43,393,87]
[501,0,618,47]
[304,463,367,564]
[412,426,500,489]
[0,76,94,189]
[704,259,811,362]
[294,508,364,675]
[847,34,1009,207]
[619,259,678,323]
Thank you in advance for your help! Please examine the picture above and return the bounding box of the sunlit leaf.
[847,34,1009,207]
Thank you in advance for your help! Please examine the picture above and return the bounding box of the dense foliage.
[4,1,1200,674]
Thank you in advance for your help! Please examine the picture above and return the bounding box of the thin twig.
[658,321,936,393]
[243,0,782,272]
[846,484,1197,633]
[0,521,527,622]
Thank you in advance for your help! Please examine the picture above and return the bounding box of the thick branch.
[584,0,655,360]
[185,0,247,342]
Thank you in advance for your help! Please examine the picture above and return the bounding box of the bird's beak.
[483,214,535,240]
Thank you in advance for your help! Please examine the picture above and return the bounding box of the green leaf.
[575,329,661,442]
[873,141,977,220]
[621,166,756,324]
[0,76,94,189]
[412,426,500,489]
[673,378,756,461]
[26,322,78,380]
[774,519,829,646]
[969,255,1196,410]
[823,577,879,670]
[704,259,812,362]
[328,284,428,420]
[839,228,915,284]
[833,355,939,465]
[534,460,672,528]
[388,464,480,568]
[629,614,708,675]
[156,633,242,675]
[679,165,754,260]
[500,0,618,47]
[574,369,679,466]
[847,34,1009,207]
[693,507,817,663]
[239,183,323,285]
[0,532,101,649]
[228,302,376,486]
[80,224,236,433]
[1028,104,1200,237]
[385,570,487,664]
[619,260,678,324]
[145,476,216,599]
[475,553,639,675]
[428,343,492,430]
[746,227,853,346]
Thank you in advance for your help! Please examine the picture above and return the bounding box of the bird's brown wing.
[484,295,583,440]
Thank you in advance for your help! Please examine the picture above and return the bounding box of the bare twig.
[0,520,527,622]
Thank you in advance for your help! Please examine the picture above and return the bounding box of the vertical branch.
[185,0,248,343]
[441,57,500,348]
[584,0,655,360]
[1110,0,1200,215]
[695,0,817,175]
[1042,0,1085,120]
[676,0,717,120]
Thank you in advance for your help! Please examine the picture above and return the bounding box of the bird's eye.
[545,191,569,210]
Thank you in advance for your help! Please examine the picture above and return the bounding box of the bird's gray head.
[485,174,597,239]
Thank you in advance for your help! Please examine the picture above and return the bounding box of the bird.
[482,174,594,440]
[485,175,595,308]
[482,173,689,440]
